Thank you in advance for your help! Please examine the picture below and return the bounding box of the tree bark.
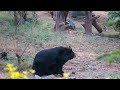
[49,11,54,18]
[53,11,69,31]
[92,15,103,33]
[18,11,27,24]
[82,14,103,33]
[14,11,19,25]
[84,11,92,34]
[23,11,27,21]
[32,11,38,24]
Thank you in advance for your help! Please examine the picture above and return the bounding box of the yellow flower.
[11,72,20,79]
[4,64,17,72]
[4,63,30,79]
[29,69,35,73]
[6,63,13,68]
[9,72,20,79]
[10,67,17,72]
[19,71,28,79]
[63,73,70,78]
[4,67,17,72]
[4,67,9,71]
[21,75,28,79]
[22,71,28,75]
[20,73,28,79]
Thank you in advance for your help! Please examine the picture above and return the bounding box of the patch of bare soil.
[64,52,120,79]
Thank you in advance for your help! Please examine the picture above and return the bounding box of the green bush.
[108,11,120,36]
[104,19,115,27]
[97,50,120,64]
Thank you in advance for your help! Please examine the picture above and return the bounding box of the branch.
[91,15,100,22]
[19,43,29,58]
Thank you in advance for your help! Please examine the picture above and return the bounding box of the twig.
[19,43,29,58]
[13,12,37,66]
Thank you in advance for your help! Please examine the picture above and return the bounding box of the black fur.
[32,46,75,76]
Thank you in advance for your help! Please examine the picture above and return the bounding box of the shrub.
[108,11,120,36]
[97,50,120,64]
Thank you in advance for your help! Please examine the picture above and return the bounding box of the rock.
[34,74,76,79]
[35,75,55,79]
[66,19,76,30]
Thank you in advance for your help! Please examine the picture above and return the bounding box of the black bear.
[32,46,75,76]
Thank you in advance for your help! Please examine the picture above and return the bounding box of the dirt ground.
[36,11,120,79]
[0,11,120,79]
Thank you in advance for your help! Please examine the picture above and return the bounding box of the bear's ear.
[68,46,72,50]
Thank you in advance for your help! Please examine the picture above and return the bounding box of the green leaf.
[108,55,115,63]
[97,53,111,60]
[112,50,120,55]
[97,50,120,64]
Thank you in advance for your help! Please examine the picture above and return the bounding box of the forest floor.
[0,11,120,79]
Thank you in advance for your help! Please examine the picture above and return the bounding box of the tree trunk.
[19,11,27,24]
[54,11,69,31]
[84,11,92,34]
[23,11,27,21]
[14,11,27,25]
[14,11,19,25]
[82,14,103,33]
[32,11,38,24]
[49,11,54,18]
[92,18,103,33]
